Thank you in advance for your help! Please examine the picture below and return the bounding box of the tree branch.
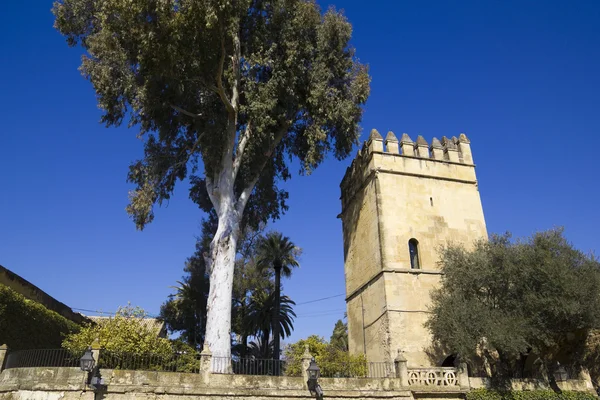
[230,33,241,112]
[171,104,202,118]
[216,23,234,116]
[235,125,288,216]
[233,122,251,179]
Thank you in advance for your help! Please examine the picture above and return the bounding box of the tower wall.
[340,131,487,367]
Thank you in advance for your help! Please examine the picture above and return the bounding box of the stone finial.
[369,129,383,140]
[395,350,407,363]
[385,131,399,154]
[430,137,444,160]
[201,343,212,356]
[415,135,430,158]
[302,344,312,359]
[416,135,428,147]
[400,133,413,144]
[458,133,470,143]
[399,133,414,156]
[368,129,383,153]
[0,344,7,350]
[385,131,398,142]
[431,137,443,149]
[442,136,460,162]
[91,338,101,350]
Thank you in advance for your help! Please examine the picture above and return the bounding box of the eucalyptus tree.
[53,0,370,363]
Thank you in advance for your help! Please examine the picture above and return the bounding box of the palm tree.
[245,291,296,359]
[256,232,300,361]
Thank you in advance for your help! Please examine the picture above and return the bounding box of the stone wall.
[0,365,594,400]
[0,366,423,400]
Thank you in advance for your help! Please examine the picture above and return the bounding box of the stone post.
[457,362,470,390]
[91,339,101,366]
[578,367,595,391]
[199,343,212,383]
[301,344,313,386]
[0,344,8,372]
[394,350,408,387]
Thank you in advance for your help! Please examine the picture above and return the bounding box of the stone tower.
[339,130,488,367]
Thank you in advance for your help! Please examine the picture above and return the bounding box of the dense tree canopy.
[53,0,369,361]
[426,229,600,379]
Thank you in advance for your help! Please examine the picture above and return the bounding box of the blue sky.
[1,0,599,345]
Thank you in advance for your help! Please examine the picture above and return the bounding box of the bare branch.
[232,122,251,179]
[235,125,288,216]
[171,104,202,118]
[230,34,241,112]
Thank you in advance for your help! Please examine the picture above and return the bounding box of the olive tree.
[426,229,600,378]
[53,0,370,364]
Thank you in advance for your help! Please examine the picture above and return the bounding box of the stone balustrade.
[407,367,459,387]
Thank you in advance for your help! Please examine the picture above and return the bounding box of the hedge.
[467,389,597,400]
[0,285,80,350]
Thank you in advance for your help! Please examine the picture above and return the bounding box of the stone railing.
[407,367,459,387]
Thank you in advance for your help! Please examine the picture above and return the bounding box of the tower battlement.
[340,130,477,211]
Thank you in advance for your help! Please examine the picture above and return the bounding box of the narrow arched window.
[409,239,420,269]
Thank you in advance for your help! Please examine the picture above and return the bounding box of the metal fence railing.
[211,357,287,376]
[3,349,395,379]
[4,349,83,369]
[98,350,201,373]
[319,362,395,378]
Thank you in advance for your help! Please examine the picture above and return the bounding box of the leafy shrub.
[467,389,596,400]
[0,284,80,350]
[62,305,172,356]
[284,335,367,377]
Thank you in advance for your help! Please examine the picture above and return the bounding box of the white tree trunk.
[204,192,241,372]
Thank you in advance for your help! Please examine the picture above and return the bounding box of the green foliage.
[161,224,298,358]
[62,305,173,356]
[0,285,80,350]
[330,319,349,351]
[283,335,367,377]
[255,231,300,359]
[54,0,369,357]
[427,228,600,377]
[467,389,596,400]
[256,232,301,277]
[53,0,370,231]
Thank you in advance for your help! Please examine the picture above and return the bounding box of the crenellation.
[368,129,384,153]
[457,133,473,164]
[385,131,399,154]
[399,133,414,156]
[341,130,478,209]
[442,136,460,162]
[415,135,430,158]
[430,137,444,160]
